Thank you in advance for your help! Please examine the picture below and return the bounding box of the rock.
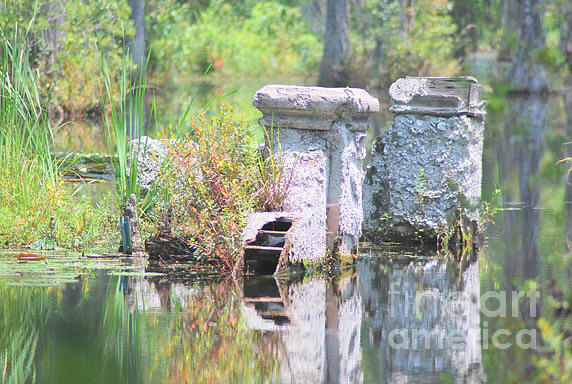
[130,136,171,196]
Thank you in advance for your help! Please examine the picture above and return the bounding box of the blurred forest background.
[2,0,571,124]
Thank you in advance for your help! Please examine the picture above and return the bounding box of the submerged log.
[145,233,197,262]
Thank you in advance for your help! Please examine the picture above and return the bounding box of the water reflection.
[238,272,363,383]
[564,92,572,250]
[234,255,481,384]
[481,91,572,380]
[359,257,482,384]
[496,95,548,283]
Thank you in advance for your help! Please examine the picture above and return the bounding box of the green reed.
[0,24,57,211]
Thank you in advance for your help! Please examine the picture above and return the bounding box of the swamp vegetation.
[1,0,572,382]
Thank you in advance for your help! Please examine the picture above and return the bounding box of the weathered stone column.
[363,77,486,245]
[254,85,379,261]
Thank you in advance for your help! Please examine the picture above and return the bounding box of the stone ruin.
[363,77,486,244]
[240,77,485,274]
[239,85,379,274]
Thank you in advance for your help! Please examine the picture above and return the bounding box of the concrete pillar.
[253,85,379,260]
[363,77,486,245]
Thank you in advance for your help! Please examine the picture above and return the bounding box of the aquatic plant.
[99,45,162,215]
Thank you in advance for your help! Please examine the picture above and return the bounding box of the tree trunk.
[318,0,351,87]
[498,0,522,61]
[507,0,549,93]
[128,0,146,137]
[41,0,65,75]
[564,92,572,250]
[560,6,572,74]
[129,0,146,70]
[399,0,415,35]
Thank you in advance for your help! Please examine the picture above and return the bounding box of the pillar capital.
[389,77,486,118]
[253,85,380,132]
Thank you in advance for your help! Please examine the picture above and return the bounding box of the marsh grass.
[0,25,57,202]
[0,25,60,246]
[0,26,116,249]
[99,44,150,211]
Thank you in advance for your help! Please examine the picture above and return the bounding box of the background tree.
[559,1,572,74]
[507,0,549,93]
[318,0,351,86]
[452,0,502,58]
[498,0,523,61]
[128,0,145,70]
[128,0,146,137]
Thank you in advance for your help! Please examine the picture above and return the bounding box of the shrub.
[159,106,258,271]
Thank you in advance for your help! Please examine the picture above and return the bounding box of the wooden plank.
[243,245,283,252]
[258,230,288,235]
[243,297,283,303]
[258,311,290,318]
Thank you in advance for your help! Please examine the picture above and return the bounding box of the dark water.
[2,89,572,383]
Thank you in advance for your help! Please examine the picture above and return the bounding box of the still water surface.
[1,91,572,383]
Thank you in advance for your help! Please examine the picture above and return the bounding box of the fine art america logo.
[387,282,539,350]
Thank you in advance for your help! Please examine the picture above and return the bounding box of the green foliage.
[534,316,572,383]
[414,168,428,205]
[451,0,503,52]
[159,106,258,271]
[532,47,566,73]
[0,0,133,114]
[146,0,321,79]
[351,0,459,84]
[53,0,133,113]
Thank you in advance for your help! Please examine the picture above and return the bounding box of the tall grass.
[0,26,57,210]
[0,25,116,249]
[0,25,63,247]
[99,45,149,211]
[254,126,293,212]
